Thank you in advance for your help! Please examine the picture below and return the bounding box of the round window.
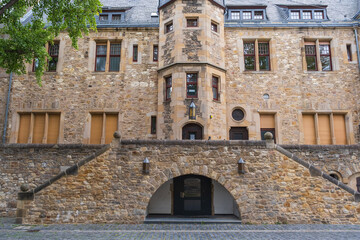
[232,109,245,121]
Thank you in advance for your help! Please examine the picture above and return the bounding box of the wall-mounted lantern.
[238,158,245,174]
[189,101,196,120]
[143,157,150,174]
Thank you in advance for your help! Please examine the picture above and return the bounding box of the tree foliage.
[0,0,102,85]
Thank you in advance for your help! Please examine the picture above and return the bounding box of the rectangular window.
[95,44,107,72]
[347,44,352,62]
[244,42,256,71]
[211,22,218,32]
[231,11,240,20]
[90,113,118,144]
[260,114,276,143]
[32,58,39,72]
[112,14,122,22]
[258,42,270,71]
[151,116,156,134]
[165,21,173,33]
[320,43,331,71]
[212,76,219,101]
[153,45,158,62]
[290,10,300,19]
[254,11,264,19]
[187,18,198,27]
[109,43,121,71]
[314,10,324,19]
[165,76,172,101]
[17,112,61,144]
[133,45,138,62]
[302,113,347,145]
[302,11,312,19]
[305,42,317,71]
[48,43,59,72]
[242,11,252,20]
[99,14,108,24]
[186,73,198,98]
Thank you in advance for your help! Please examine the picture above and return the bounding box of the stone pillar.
[16,184,34,224]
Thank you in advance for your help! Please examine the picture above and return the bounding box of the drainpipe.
[3,72,12,144]
[354,27,360,73]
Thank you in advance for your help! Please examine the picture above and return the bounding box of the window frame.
[151,116,157,134]
[95,43,107,72]
[289,9,326,21]
[186,18,198,28]
[153,45,159,62]
[109,43,121,72]
[47,42,59,72]
[305,42,317,71]
[212,76,219,101]
[258,42,271,71]
[89,112,119,144]
[228,9,266,21]
[319,42,332,71]
[165,21,173,34]
[304,40,333,72]
[165,75,172,101]
[346,44,352,62]
[211,21,218,33]
[186,73,198,99]
[243,41,256,71]
[133,44,138,62]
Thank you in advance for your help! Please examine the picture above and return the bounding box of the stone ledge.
[280,144,360,150]
[0,144,108,149]
[120,139,267,147]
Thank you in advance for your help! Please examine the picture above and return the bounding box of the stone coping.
[120,139,267,147]
[0,144,108,149]
[280,144,360,150]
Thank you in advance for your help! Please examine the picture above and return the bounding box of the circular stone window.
[232,109,245,121]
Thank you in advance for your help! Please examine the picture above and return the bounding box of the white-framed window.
[289,9,326,20]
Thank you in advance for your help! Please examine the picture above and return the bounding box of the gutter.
[3,72,12,144]
[354,27,360,73]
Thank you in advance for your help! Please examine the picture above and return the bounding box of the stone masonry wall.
[21,140,360,224]
[0,144,105,217]
[0,72,9,144]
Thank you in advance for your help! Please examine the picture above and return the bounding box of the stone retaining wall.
[0,144,106,217]
[18,140,360,224]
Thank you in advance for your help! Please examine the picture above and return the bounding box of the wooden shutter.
[18,114,31,143]
[303,114,316,144]
[47,113,60,144]
[318,114,331,145]
[333,114,347,145]
[33,113,46,143]
[260,114,275,128]
[105,114,118,144]
[90,114,103,144]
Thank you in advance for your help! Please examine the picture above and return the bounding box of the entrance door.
[229,127,249,140]
[182,123,203,140]
[173,175,212,215]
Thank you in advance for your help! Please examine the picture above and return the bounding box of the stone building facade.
[1,0,360,224]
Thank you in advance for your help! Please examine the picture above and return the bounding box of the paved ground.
[1,218,360,239]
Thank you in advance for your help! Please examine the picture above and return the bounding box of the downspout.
[3,72,12,144]
[354,27,360,73]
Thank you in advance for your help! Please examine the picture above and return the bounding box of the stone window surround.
[227,9,266,21]
[165,20,174,34]
[343,42,357,63]
[211,20,219,33]
[11,110,65,144]
[328,171,343,182]
[240,38,275,72]
[299,110,353,145]
[83,111,121,144]
[257,110,280,144]
[211,74,221,102]
[94,40,122,72]
[28,40,65,74]
[164,74,172,101]
[89,39,123,72]
[301,38,337,72]
[186,17,199,28]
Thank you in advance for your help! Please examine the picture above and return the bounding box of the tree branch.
[0,0,20,16]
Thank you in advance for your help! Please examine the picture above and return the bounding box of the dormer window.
[285,6,327,20]
[97,9,125,24]
[228,7,266,21]
[99,14,109,23]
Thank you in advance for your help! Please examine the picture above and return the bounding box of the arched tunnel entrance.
[146,174,241,222]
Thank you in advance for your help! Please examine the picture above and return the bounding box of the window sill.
[303,70,337,74]
[213,99,221,103]
[29,72,57,75]
[242,71,274,74]
[185,98,198,100]
[91,72,120,75]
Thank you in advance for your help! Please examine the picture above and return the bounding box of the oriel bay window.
[90,113,118,144]
[304,40,332,71]
[244,40,270,71]
[95,41,121,72]
[186,73,198,98]
[302,113,347,145]
[17,112,61,144]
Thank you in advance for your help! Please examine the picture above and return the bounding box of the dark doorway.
[229,127,249,140]
[173,175,212,215]
[182,123,203,140]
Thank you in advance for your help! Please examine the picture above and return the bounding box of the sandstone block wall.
[0,144,105,217]
[19,140,360,224]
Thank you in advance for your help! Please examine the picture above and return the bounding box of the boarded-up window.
[90,113,118,144]
[18,114,31,143]
[302,113,347,145]
[303,114,316,145]
[17,112,60,144]
[318,114,331,145]
[333,114,347,145]
[260,114,276,143]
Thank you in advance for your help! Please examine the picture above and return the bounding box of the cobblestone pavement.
[1,219,360,240]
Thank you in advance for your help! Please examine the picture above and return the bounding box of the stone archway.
[146,174,241,219]
[182,123,203,140]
